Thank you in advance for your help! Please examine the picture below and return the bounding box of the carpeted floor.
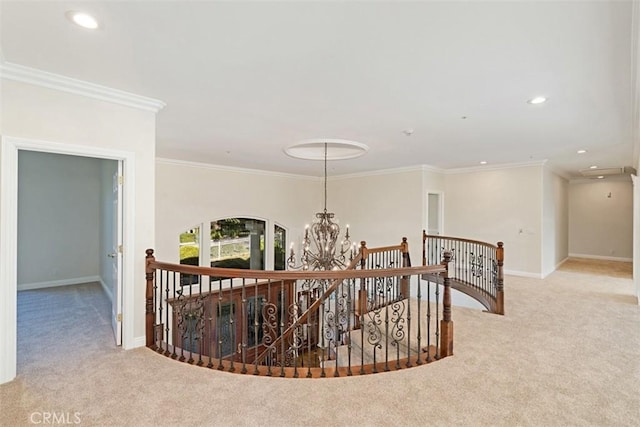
[1,259,638,426]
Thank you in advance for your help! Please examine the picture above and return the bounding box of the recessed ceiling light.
[597,176,605,179]
[480,161,487,165]
[589,165,598,169]
[577,149,587,154]
[527,96,547,105]
[66,11,99,29]
[402,128,414,136]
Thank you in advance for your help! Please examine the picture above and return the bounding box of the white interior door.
[110,162,124,345]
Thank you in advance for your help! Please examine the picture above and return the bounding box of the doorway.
[17,151,122,346]
[426,191,444,236]
[0,136,135,384]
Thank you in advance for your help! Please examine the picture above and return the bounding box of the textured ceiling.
[0,1,635,177]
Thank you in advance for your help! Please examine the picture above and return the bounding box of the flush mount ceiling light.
[66,11,99,29]
[527,96,547,105]
[284,139,368,161]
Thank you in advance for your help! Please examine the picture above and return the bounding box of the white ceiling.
[1,1,636,177]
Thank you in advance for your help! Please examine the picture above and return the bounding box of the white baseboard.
[18,275,102,291]
[568,253,633,263]
[556,257,570,269]
[540,257,571,279]
[504,269,542,279]
[132,336,146,349]
[99,278,114,303]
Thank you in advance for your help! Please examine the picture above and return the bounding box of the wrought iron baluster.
[416,275,422,365]
[346,277,353,376]
[197,275,204,366]
[207,275,214,369]
[426,280,432,363]
[277,279,286,378]
[241,278,247,374]
[435,276,440,360]
[228,280,235,373]
[171,271,179,359]
[359,275,366,375]
[389,277,405,370]
[163,270,170,356]
[216,278,223,371]
[187,275,194,364]
[320,289,326,378]
[405,274,412,368]
[384,277,390,372]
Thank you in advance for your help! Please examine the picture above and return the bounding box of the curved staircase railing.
[422,231,504,315]
[145,239,454,378]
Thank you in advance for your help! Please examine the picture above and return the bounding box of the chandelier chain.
[323,143,328,213]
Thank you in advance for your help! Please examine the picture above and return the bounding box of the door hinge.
[118,175,124,185]
[118,245,123,254]
[117,313,122,322]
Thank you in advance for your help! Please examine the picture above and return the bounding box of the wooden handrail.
[146,260,444,281]
[422,232,504,315]
[422,232,500,250]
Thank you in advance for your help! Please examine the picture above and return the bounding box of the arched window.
[210,218,265,270]
[179,218,287,277]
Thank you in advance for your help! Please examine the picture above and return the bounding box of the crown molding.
[156,157,319,181]
[543,162,572,181]
[0,61,166,113]
[444,159,547,175]
[332,164,443,180]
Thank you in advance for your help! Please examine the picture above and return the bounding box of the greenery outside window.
[179,219,288,278]
[210,218,265,270]
[180,227,200,285]
[274,224,286,270]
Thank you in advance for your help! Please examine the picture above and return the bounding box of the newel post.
[440,251,454,358]
[422,230,427,266]
[400,237,411,298]
[145,249,156,349]
[496,242,505,315]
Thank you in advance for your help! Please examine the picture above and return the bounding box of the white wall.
[1,78,158,383]
[329,167,435,265]
[17,151,102,289]
[444,164,544,277]
[542,166,569,277]
[155,159,319,264]
[568,178,633,261]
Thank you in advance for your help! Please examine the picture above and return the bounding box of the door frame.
[0,135,136,384]
[425,190,445,236]
[111,161,124,345]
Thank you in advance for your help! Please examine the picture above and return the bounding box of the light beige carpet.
[1,259,638,426]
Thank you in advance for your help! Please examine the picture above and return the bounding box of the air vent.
[579,166,636,178]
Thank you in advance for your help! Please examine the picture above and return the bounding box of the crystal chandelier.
[288,143,354,271]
